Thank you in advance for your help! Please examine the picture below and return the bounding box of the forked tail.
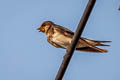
[77,38,111,53]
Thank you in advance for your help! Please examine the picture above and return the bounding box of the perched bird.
[37,21,111,53]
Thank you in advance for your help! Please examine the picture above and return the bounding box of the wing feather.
[54,25,74,37]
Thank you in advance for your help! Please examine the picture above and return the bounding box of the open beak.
[37,27,40,32]
[37,26,45,32]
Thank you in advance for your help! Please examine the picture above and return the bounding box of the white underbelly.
[51,32,87,48]
[51,33,71,48]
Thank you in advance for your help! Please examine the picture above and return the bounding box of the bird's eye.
[42,23,46,26]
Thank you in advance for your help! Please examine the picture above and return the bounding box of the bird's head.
[37,21,54,33]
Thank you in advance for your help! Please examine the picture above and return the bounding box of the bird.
[37,21,111,53]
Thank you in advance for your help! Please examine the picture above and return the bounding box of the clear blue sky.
[0,0,120,80]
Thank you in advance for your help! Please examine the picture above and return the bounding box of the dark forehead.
[41,21,54,26]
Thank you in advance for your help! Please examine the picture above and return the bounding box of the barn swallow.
[37,21,111,53]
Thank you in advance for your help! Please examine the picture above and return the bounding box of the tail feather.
[96,43,110,46]
[94,40,111,43]
[82,37,111,47]
[76,47,108,53]
[78,38,109,53]
[94,41,111,46]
